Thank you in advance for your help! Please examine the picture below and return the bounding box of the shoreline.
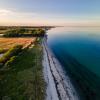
[42,38,79,100]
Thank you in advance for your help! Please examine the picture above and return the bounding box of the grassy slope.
[0,45,45,100]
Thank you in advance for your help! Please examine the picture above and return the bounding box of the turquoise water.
[47,27,100,100]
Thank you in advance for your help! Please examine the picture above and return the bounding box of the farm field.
[0,38,35,49]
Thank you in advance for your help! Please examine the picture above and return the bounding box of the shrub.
[5,56,17,67]
[0,48,7,54]
[3,30,23,37]
[32,29,46,37]
[0,45,22,64]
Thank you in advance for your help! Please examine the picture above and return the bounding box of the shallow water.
[47,27,100,100]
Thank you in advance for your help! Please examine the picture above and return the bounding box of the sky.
[0,0,100,26]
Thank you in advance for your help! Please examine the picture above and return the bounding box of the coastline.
[42,37,79,100]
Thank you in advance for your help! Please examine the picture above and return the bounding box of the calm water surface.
[47,27,100,100]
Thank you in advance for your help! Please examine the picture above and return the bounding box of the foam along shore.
[42,38,79,100]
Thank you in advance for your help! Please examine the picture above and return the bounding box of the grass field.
[0,38,35,49]
[0,45,45,100]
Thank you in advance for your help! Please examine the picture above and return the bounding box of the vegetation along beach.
[0,0,100,100]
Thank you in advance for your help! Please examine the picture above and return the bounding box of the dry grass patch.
[0,38,36,49]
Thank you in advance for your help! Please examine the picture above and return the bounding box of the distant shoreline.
[42,37,79,100]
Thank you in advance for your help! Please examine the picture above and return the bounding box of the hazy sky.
[0,0,100,26]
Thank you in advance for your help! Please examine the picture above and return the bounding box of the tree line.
[3,28,46,37]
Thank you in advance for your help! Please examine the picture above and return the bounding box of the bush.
[0,45,23,64]
[3,30,23,37]
[5,56,17,67]
[32,29,46,37]
[0,48,7,54]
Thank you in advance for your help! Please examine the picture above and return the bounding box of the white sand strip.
[43,41,59,100]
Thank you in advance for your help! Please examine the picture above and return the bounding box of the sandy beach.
[42,38,79,100]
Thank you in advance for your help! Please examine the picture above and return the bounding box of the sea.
[47,27,100,100]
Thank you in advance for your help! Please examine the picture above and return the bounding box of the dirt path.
[0,54,4,58]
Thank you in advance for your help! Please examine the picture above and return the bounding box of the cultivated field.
[0,38,35,49]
